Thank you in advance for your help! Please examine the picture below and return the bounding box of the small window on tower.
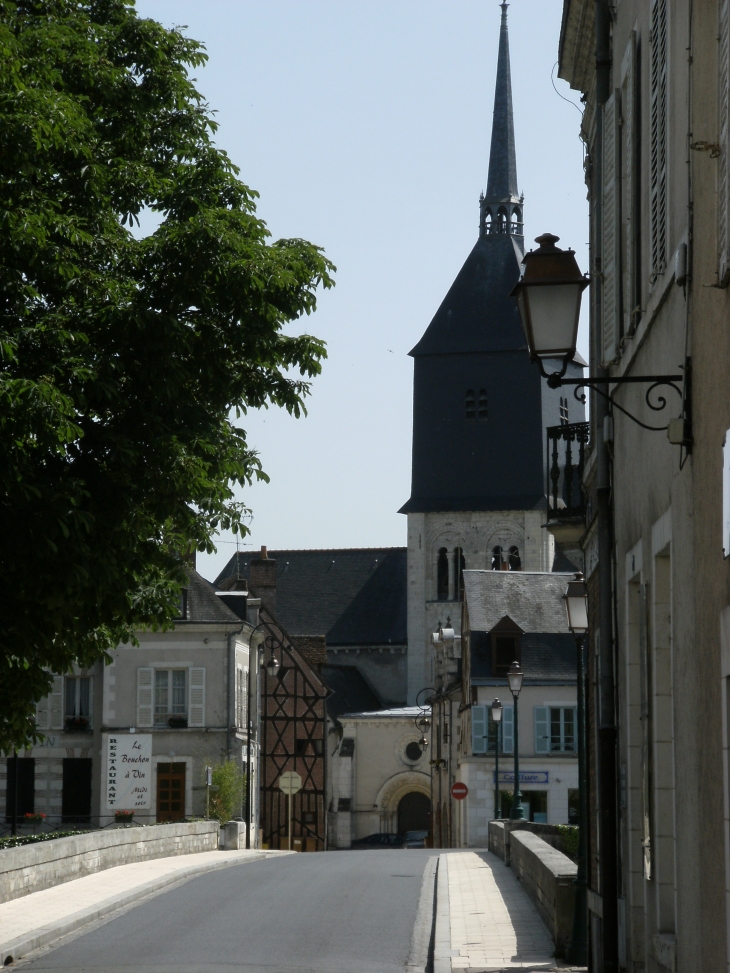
[465,389,475,420]
[508,546,521,571]
[437,548,449,600]
[491,546,504,571]
[560,396,569,425]
[478,389,488,420]
[454,547,466,600]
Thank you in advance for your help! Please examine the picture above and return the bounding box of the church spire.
[480,3,523,239]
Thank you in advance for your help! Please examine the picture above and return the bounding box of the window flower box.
[25,812,46,832]
[65,716,91,732]
[114,810,134,824]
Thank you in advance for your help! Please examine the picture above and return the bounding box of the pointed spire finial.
[480,1,523,240]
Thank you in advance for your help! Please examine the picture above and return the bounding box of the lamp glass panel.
[524,283,582,357]
[491,701,503,722]
[507,669,523,694]
[566,595,589,633]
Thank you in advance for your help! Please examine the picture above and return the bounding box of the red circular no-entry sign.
[451,782,468,801]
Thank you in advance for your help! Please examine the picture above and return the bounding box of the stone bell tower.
[400,3,584,703]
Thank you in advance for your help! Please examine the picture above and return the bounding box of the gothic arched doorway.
[397,791,431,834]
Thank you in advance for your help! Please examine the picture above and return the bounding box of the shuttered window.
[535,706,577,753]
[650,0,668,277]
[188,667,206,727]
[50,674,64,730]
[719,0,730,284]
[136,668,154,727]
[602,91,621,364]
[621,33,640,331]
[471,705,514,754]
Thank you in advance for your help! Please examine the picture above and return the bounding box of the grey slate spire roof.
[400,5,585,516]
[485,3,519,203]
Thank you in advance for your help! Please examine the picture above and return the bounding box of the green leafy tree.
[208,760,245,824]
[0,0,334,751]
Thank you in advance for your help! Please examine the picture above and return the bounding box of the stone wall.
[489,820,577,956]
[0,821,218,903]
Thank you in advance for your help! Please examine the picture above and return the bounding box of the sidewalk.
[436,851,583,973]
[0,847,290,966]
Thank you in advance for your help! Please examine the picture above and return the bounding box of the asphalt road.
[18,850,439,973]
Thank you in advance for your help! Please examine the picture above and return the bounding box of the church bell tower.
[401,3,584,703]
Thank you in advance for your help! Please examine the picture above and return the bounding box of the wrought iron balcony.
[546,422,590,536]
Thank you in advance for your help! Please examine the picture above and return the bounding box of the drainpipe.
[594,2,620,970]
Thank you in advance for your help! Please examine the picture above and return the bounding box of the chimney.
[249,545,276,616]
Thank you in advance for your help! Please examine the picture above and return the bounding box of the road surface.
[18,849,438,973]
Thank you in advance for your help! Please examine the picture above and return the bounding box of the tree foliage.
[208,759,245,824]
[0,0,334,751]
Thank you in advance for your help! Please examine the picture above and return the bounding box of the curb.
[0,850,291,966]
[433,853,452,973]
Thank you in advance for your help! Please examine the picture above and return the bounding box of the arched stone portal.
[375,771,430,835]
[397,791,431,834]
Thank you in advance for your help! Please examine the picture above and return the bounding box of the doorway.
[5,757,35,822]
[62,758,92,823]
[156,763,186,822]
[397,791,430,834]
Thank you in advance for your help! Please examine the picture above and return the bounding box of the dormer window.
[177,589,188,619]
[490,616,523,676]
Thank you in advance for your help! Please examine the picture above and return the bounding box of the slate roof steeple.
[400,4,585,516]
[480,2,523,238]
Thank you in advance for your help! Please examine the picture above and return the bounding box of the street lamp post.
[491,698,503,819]
[507,662,525,821]
[564,572,589,967]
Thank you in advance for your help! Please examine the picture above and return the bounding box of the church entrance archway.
[397,791,431,834]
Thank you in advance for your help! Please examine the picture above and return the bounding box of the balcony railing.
[546,421,590,523]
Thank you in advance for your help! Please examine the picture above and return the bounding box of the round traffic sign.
[278,771,303,796]
[451,781,468,801]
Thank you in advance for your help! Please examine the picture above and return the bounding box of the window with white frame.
[154,670,187,724]
[65,676,91,720]
[471,705,514,755]
[534,706,576,753]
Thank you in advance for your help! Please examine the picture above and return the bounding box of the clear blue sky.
[134,0,588,583]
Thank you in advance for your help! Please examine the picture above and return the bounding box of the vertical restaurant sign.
[106,733,152,809]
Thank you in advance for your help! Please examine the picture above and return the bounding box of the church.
[216,2,583,847]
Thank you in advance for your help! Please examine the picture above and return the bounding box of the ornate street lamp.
[507,662,525,821]
[564,572,588,967]
[491,698,503,819]
[511,233,688,438]
[511,233,588,379]
[264,653,280,679]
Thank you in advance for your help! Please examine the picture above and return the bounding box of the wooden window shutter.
[534,706,550,754]
[650,0,668,276]
[36,684,50,730]
[502,706,514,754]
[719,0,730,285]
[471,705,486,754]
[136,668,154,727]
[49,675,64,730]
[621,33,639,331]
[189,667,206,727]
[602,90,621,365]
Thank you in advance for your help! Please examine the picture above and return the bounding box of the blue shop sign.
[494,770,549,785]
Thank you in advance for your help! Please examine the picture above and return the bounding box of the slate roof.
[470,631,577,684]
[486,2,519,202]
[184,570,241,625]
[321,665,382,721]
[340,706,430,720]
[215,548,407,645]
[409,232,525,358]
[463,570,574,634]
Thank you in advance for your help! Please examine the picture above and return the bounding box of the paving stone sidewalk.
[0,847,288,965]
[439,851,583,973]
